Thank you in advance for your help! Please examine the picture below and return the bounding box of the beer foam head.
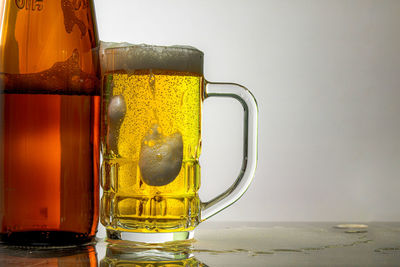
[100,42,204,75]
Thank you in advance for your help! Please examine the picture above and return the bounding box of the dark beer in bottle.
[0,0,100,245]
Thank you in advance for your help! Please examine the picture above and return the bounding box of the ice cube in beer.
[107,95,126,154]
[139,125,183,186]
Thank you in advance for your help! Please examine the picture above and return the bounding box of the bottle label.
[15,0,44,11]
[14,0,89,11]
[61,0,88,37]
[72,0,89,10]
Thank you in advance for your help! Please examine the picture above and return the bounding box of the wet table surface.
[1,222,400,266]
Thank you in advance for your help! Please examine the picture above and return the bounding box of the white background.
[95,0,400,227]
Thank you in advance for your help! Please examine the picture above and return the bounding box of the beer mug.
[100,44,257,242]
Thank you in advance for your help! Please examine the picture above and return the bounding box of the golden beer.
[101,69,202,233]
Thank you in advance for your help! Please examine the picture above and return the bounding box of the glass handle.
[201,81,258,221]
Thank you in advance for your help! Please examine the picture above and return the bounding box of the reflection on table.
[0,244,97,266]
[100,241,207,266]
[1,222,400,266]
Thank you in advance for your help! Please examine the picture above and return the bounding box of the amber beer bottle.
[0,0,100,245]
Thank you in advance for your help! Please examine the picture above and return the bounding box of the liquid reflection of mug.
[100,44,258,242]
[0,245,97,266]
[100,245,207,267]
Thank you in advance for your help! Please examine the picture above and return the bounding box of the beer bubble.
[149,72,156,97]
[139,125,183,186]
